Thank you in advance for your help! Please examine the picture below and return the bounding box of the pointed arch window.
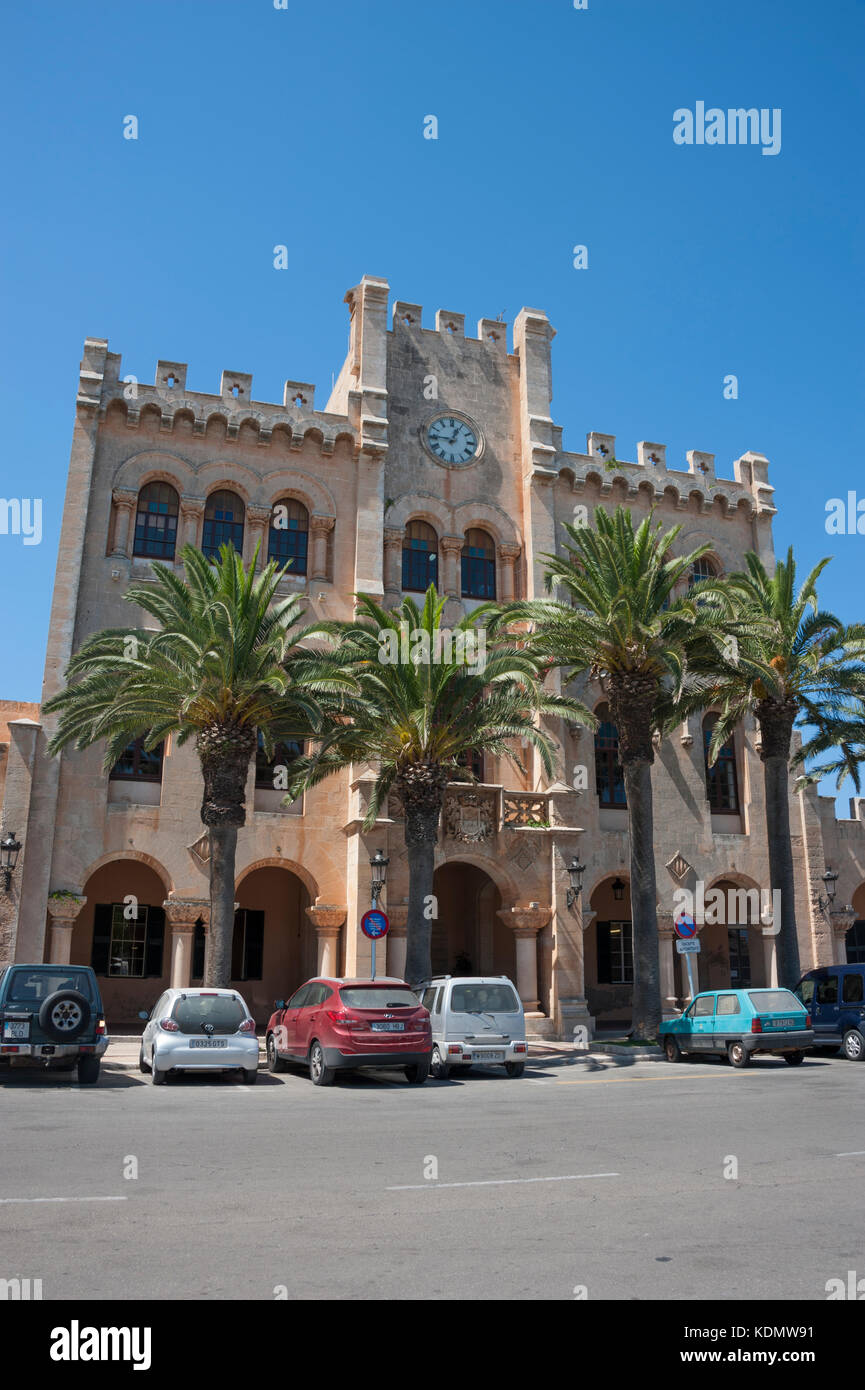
[202,490,244,559]
[461,528,496,599]
[133,482,179,560]
[595,703,626,807]
[704,713,739,813]
[268,498,308,573]
[402,521,438,592]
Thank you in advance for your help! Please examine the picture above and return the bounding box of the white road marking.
[0,1196,127,1205]
[835,1150,865,1157]
[387,1172,619,1191]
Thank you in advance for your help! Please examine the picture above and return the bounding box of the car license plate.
[371,1021,404,1031]
[477,1051,505,1062]
[3,1021,29,1040]
[189,1038,228,1048]
[770,1018,796,1029]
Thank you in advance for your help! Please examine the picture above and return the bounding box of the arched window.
[202,490,244,560]
[690,556,719,587]
[133,482,179,561]
[268,498,308,574]
[595,703,626,807]
[402,521,438,592]
[461,528,496,599]
[703,713,739,813]
[109,736,164,783]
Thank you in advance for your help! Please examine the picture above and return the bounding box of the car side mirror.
[274,999,285,1011]
[138,1010,149,1021]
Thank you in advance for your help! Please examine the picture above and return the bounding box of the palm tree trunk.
[624,758,662,1038]
[206,825,238,986]
[399,763,449,988]
[758,699,800,988]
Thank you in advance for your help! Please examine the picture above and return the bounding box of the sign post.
[360,909,389,981]
[674,912,701,1000]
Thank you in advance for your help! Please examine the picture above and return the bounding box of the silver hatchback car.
[138,988,260,1084]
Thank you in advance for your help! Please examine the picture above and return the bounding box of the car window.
[434,987,443,1015]
[286,985,310,1010]
[307,983,331,1007]
[842,973,864,1004]
[421,987,437,1012]
[449,983,521,1013]
[748,989,803,1012]
[796,978,815,1006]
[815,977,838,1006]
[339,986,419,1008]
[171,993,246,1034]
[716,994,739,1016]
[4,967,96,1005]
[693,995,715,1017]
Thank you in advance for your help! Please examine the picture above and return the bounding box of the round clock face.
[426,415,479,466]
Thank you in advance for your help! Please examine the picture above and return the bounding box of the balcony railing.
[387,782,569,843]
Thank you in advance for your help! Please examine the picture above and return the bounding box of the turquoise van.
[658,988,813,1068]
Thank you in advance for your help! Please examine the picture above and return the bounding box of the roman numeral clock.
[422,412,484,467]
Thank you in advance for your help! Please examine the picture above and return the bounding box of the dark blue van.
[794,965,865,1060]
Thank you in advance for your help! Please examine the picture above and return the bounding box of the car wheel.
[727,1041,750,1068]
[664,1036,683,1063]
[266,1033,288,1073]
[38,990,91,1043]
[430,1045,450,1080]
[505,1061,525,1078]
[843,1028,865,1061]
[405,1061,430,1085]
[151,1052,167,1085]
[77,1056,101,1086]
[784,1050,805,1066]
[309,1041,335,1087]
[138,1045,151,1074]
[240,1068,258,1085]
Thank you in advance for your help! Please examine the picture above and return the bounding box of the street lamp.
[370,849,389,910]
[0,830,21,892]
[566,858,585,910]
[818,867,838,914]
[612,876,625,903]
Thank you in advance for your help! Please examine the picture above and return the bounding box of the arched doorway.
[845,884,865,962]
[585,875,632,1025]
[231,866,314,1024]
[74,858,172,1028]
[698,878,768,990]
[431,862,508,978]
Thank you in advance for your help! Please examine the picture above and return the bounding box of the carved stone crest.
[444,791,494,843]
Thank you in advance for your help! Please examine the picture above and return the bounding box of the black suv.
[0,964,108,1084]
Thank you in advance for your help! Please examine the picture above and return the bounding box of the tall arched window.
[202,490,245,559]
[268,498,308,574]
[690,556,719,586]
[402,521,438,592]
[595,703,626,807]
[461,528,496,599]
[133,482,179,560]
[703,713,739,813]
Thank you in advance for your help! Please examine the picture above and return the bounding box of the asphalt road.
[1,1049,862,1301]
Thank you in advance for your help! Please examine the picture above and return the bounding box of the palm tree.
[44,544,346,985]
[686,549,865,988]
[490,506,729,1038]
[284,586,592,987]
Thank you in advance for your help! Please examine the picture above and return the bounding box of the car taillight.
[514,1042,527,1054]
[326,1009,364,1029]
[751,1017,763,1034]
[160,1018,180,1032]
[95,1019,106,1037]
[237,1018,256,1033]
[805,1014,811,1028]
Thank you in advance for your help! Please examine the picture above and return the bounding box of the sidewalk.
[104,1037,588,1071]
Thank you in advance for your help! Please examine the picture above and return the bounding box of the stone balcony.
[387,781,581,844]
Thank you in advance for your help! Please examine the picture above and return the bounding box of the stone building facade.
[2,274,864,1034]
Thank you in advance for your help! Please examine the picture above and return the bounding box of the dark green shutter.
[91,904,113,976]
[144,906,165,977]
[596,922,612,985]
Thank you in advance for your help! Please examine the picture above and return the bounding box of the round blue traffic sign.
[674,913,697,939]
[361,909,389,939]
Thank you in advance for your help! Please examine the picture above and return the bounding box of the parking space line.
[835,1150,865,1157]
[386,1172,619,1191]
[0,1196,127,1205]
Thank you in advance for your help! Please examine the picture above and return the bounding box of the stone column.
[46,894,87,965]
[656,911,679,1015]
[163,897,209,989]
[497,906,550,1014]
[386,905,408,980]
[111,488,138,558]
[310,515,335,581]
[829,908,857,966]
[306,905,347,975]
[383,527,403,599]
[180,497,205,549]
[497,543,521,602]
[440,536,464,598]
[245,505,271,568]
[761,928,779,987]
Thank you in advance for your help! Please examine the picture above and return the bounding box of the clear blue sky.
[1,0,862,799]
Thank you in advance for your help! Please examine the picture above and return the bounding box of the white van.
[417,975,527,1078]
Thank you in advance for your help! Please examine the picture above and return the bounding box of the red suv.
[265,976,432,1086]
